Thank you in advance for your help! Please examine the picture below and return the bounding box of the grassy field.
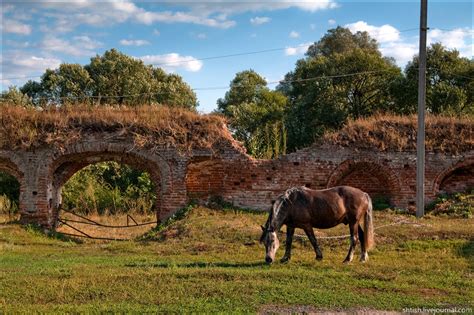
[0,207,473,313]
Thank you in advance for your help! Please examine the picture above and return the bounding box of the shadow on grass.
[125,261,267,269]
[458,238,474,270]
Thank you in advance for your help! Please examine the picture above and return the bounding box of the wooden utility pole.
[416,0,428,218]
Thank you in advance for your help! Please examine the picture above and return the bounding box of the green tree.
[280,27,402,151]
[152,68,198,109]
[20,80,43,106]
[218,70,288,158]
[86,49,153,106]
[0,86,31,107]
[39,64,93,104]
[217,70,267,116]
[394,43,473,114]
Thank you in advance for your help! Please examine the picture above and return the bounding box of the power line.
[1,28,421,82]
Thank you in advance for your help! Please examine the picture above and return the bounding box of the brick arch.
[433,158,474,195]
[327,160,401,203]
[0,157,23,182]
[48,142,175,227]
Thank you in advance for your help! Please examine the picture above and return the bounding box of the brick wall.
[0,133,472,229]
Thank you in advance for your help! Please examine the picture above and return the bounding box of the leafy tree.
[280,27,402,151]
[86,49,153,106]
[228,89,288,158]
[217,70,267,116]
[394,43,473,114]
[152,68,198,108]
[0,86,31,107]
[39,64,93,104]
[17,49,197,109]
[218,70,288,158]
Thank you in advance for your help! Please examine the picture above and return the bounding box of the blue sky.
[1,0,472,112]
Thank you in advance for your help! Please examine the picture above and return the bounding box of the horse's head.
[259,198,286,264]
[260,225,279,264]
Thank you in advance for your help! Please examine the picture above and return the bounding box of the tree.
[86,49,153,106]
[39,64,93,104]
[228,89,288,158]
[394,43,473,114]
[0,86,31,107]
[279,27,402,151]
[217,70,267,116]
[218,70,288,158]
[16,49,198,109]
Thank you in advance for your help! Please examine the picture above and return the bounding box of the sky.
[1,0,472,113]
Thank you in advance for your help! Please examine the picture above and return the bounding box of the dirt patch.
[260,305,403,315]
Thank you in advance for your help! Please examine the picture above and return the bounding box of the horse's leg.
[343,222,359,263]
[303,226,323,260]
[358,226,368,262]
[281,225,295,263]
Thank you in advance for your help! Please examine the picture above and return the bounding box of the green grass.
[0,207,473,313]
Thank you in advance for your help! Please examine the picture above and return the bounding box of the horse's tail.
[364,193,375,251]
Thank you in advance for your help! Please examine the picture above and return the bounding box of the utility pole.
[416,0,428,218]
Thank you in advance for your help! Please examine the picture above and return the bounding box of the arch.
[0,156,24,217]
[327,160,401,204]
[48,142,173,227]
[433,158,474,195]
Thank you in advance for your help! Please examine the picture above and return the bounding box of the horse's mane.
[266,186,306,231]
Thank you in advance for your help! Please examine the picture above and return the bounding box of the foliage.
[16,49,197,109]
[280,28,402,151]
[218,70,289,158]
[217,69,268,116]
[62,162,156,215]
[0,171,20,212]
[0,87,32,107]
[393,43,473,115]
[426,189,473,218]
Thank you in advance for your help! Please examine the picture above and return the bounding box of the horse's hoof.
[316,255,323,261]
[343,259,351,264]
[280,257,290,263]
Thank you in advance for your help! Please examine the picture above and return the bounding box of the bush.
[62,162,156,215]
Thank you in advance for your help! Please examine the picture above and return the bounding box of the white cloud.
[380,42,418,66]
[344,21,473,66]
[1,18,32,35]
[41,35,102,56]
[345,21,400,43]
[120,39,150,46]
[289,31,300,38]
[285,42,312,56]
[0,52,61,87]
[328,19,336,25]
[153,29,160,36]
[29,0,338,34]
[140,53,203,72]
[250,16,271,25]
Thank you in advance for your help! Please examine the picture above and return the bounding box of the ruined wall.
[1,133,472,229]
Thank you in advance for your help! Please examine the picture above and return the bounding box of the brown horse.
[260,186,374,264]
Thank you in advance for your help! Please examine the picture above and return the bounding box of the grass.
[323,114,474,153]
[0,207,473,313]
[0,104,241,152]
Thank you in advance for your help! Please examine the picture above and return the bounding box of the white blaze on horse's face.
[265,231,280,264]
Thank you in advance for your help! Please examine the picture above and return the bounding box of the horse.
[260,185,374,264]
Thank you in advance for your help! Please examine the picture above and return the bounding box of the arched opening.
[0,170,21,223]
[436,161,474,195]
[327,160,400,209]
[51,152,163,239]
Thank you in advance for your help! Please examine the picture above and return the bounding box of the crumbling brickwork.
[0,132,472,229]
